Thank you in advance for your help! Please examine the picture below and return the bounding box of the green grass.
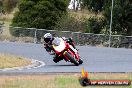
[0,73,131,88]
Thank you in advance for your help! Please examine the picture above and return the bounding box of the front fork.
[63,51,70,62]
[69,45,80,61]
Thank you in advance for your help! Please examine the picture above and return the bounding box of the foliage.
[0,1,3,13]
[3,0,19,13]
[82,0,104,12]
[10,0,68,37]
[83,0,132,35]
[11,0,68,29]
[103,0,132,35]
[85,17,105,34]
[55,14,86,32]
[1,0,132,36]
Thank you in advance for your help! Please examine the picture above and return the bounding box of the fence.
[1,26,132,48]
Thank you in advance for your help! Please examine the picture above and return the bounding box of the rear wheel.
[65,52,79,66]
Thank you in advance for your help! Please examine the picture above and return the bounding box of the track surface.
[0,41,132,73]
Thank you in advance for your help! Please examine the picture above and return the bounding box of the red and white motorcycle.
[51,37,83,66]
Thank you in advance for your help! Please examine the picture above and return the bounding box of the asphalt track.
[0,41,132,73]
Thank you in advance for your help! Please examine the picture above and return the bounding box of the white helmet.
[44,33,53,43]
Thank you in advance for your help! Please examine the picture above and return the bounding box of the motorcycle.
[51,37,83,66]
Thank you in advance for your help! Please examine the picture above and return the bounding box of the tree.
[85,17,105,34]
[3,0,19,13]
[55,14,86,32]
[11,0,68,29]
[82,0,132,35]
[103,0,132,35]
[0,1,3,12]
[82,0,104,12]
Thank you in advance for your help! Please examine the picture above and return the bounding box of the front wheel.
[79,59,83,64]
[65,52,79,66]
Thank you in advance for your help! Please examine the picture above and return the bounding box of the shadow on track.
[50,64,75,67]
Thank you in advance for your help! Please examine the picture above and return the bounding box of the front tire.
[79,59,83,64]
[65,52,79,66]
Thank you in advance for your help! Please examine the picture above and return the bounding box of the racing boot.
[53,58,59,63]
[53,55,63,63]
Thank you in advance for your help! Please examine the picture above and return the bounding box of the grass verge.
[0,53,31,69]
[0,73,131,88]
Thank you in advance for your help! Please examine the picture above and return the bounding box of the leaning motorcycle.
[51,37,83,66]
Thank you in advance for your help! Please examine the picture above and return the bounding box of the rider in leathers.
[43,33,77,63]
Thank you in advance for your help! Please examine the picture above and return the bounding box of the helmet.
[44,33,53,43]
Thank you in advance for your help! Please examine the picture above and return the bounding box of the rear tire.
[65,52,79,66]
